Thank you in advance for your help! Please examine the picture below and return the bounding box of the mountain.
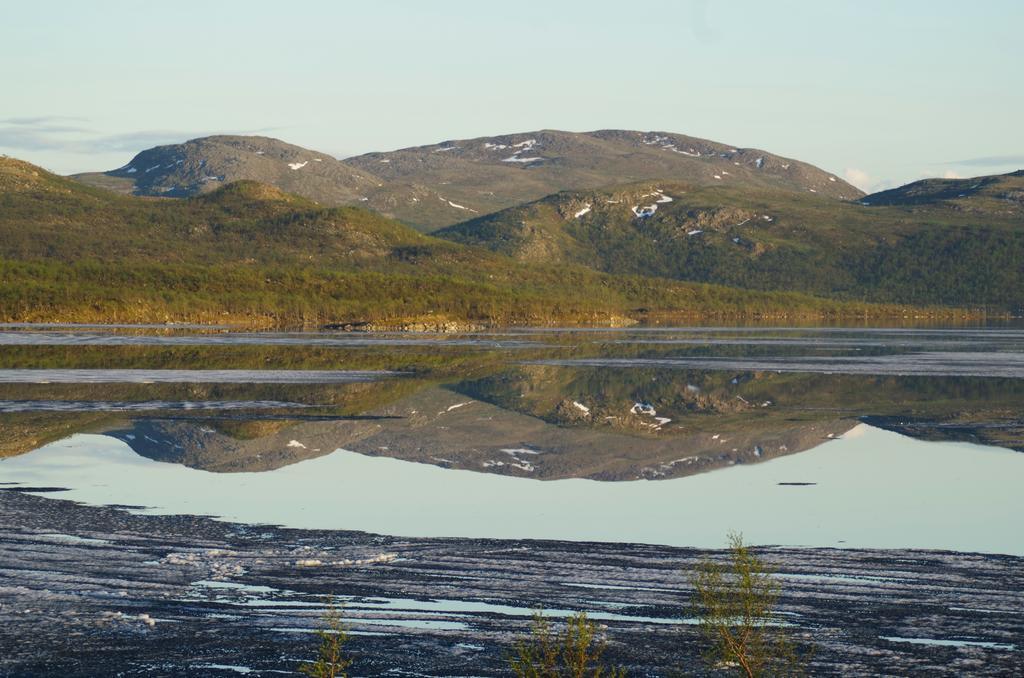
[72,135,381,203]
[345,129,862,229]
[435,173,1024,309]
[72,129,862,231]
[1,156,901,328]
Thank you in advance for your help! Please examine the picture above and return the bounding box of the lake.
[3,323,1023,554]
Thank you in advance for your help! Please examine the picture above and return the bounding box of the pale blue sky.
[1,0,1021,191]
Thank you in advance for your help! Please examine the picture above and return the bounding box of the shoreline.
[2,490,1021,676]
[0,312,1014,334]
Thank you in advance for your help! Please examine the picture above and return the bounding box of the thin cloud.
[1,115,88,126]
[0,118,288,156]
[0,115,93,149]
[78,130,207,153]
[950,154,1024,167]
[0,125,192,154]
[91,127,289,153]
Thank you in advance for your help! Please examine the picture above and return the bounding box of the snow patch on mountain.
[501,139,542,164]
[440,197,477,212]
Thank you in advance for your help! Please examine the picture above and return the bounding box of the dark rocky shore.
[1,490,1021,677]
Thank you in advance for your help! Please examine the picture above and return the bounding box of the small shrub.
[509,610,626,677]
[299,599,353,678]
[692,532,808,677]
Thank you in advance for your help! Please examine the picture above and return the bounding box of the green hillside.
[436,174,1024,310]
[0,157,919,328]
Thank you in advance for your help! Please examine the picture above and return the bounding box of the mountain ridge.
[72,129,862,231]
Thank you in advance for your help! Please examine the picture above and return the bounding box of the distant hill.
[2,156,900,328]
[435,173,1024,309]
[1,156,436,265]
[862,170,1024,215]
[72,135,381,204]
[72,129,862,231]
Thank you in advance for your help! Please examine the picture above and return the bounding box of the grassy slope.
[436,174,1024,310]
[0,158,926,328]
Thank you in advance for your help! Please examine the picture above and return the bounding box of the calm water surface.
[2,324,1023,554]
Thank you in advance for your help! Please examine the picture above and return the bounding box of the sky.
[1,0,1022,192]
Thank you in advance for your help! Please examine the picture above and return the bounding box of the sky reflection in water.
[3,424,1022,555]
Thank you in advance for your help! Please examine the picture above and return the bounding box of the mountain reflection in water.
[1,324,1023,521]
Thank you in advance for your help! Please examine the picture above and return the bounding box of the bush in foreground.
[509,610,626,677]
[692,532,808,677]
[298,600,353,678]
